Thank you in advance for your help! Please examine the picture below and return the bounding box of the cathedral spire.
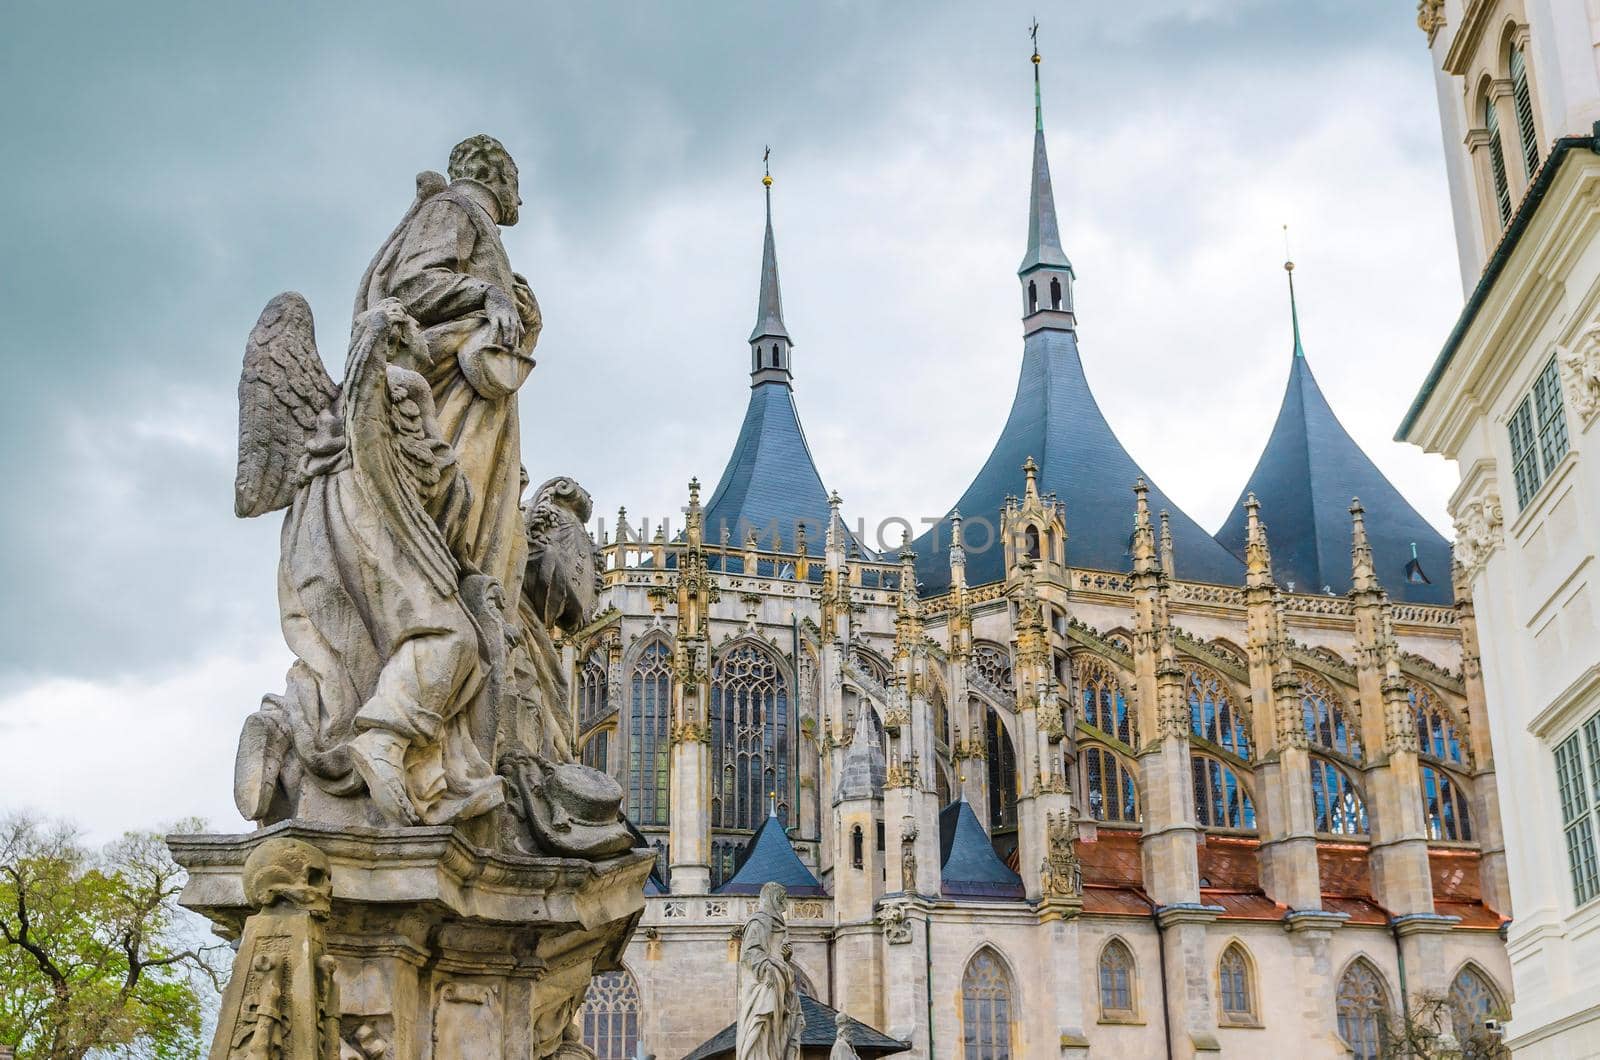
[1019,23,1075,334]
[750,147,793,385]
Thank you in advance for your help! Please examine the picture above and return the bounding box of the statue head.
[449,133,521,226]
[758,881,787,919]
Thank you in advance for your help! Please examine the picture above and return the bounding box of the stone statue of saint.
[828,1017,861,1060]
[229,137,629,860]
[736,883,805,1060]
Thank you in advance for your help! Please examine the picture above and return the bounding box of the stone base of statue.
[172,821,652,1060]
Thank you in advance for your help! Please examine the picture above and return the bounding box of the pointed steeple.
[1285,255,1306,360]
[749,148,793,385]
[1019,24,1075,334]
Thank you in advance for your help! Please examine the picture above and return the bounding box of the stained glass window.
[1409,682,1467,765]
[1302,673,1360,760]
[1218,944,1254,1023]
[628,639,672,826]
[1191,753,1256,830]
[578,648,609,729]
[1186,666,1250,759]
[711,642,791,830]
[1336,959,1390,1060]
[1078,658,1136,746]
[986,709,1018,831]
[962,948,1014,1059]
[1448,965,1503,1047]
[1081,746,1139,824]
[580,970,641,1060]
[1421,765,1473,841]
[1098,939,1136,1018]
[1311,758,1368,835]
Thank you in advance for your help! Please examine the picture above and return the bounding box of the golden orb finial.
[762,174,773,187]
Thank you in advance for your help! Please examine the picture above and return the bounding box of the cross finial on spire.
[762,145,772,187]
[1030,19,1043,130]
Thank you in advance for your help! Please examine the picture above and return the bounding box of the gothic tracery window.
[1186,665,1249,759]
[1078,657,1136,746]
[1191,753,1256,830]
[1335,959,1390,1060]
[1448,964,1504,1047]
[986,708,1019,831]
[628,638,672,826]
[1098,938,1136,1020]
[1302,672,1360,760]
[1310,757,1368,835]
[579,969,641,1060]
[711,641,792,830]
[973,641,1014,693]
[1218,943,1256,1024]
[579,647,609,731]
[1422,765,1473,841]
[961,948,1014,1059]
[1410,682,1473,841]
[1080,745,1139,824]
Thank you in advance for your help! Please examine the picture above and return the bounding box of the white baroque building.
[572,38,1516,1060]
[1401,1,1600,1055]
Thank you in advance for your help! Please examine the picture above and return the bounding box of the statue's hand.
[485,286,524,351]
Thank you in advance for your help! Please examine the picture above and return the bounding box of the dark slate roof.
[702,382,838,556]
[714,809,827,897]
[913,326,1247,592]
[683,994,911,1059]
[1215,299,1452,604]
[939,798,1024,900]
[834,713,886,803]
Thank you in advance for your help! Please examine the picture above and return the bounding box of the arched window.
[1310,758,1368,835]
[1485,95,1512,226]
[931,680,950,748]
[972,642,1014,693]
[578,648,609,730]
[710,838,739,889]
[1024,524,1041,560]
[1049,276,1062,310]
[1078,657,1137,746]
[1409,683,1467,765]
[1301,672,1360,760]
[961,948,1015,1059]
[851,826,864,869]
[628,639,672,826]
[579,969,641,1060]
[1098,939,1137,1020]
[1027,280,1038,315]
[986,709,1019,831]
[1448,965,1504,1047]
[710,641,791,830]
[1335,959,1391,1060]
[1218,944,1256,1025]
[1186,666,1250,758]
[1191,753,1256,830]
[1081,745,1139,824]
[1422,765,1473,841]
[1509,44,1540,180]
[582,730,609,774]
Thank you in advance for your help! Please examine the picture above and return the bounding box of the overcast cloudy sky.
[0,1,1466,841]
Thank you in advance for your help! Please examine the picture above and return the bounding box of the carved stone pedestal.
[171,822,652,1060]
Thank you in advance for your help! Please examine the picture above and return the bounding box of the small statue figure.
[1042,812,1083,898]
[829,1017,862,1060]
[230,955,286,1060]
[736,883,805,1060]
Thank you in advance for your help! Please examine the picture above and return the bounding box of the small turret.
[750,151,792,386]
[1019,28,1075,336]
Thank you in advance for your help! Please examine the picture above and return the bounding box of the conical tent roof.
[1215,279,1451,604]
[715,807,826,897]
[939,798,1024,900]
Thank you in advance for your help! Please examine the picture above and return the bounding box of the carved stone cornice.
[1452,491,1503,579]
[1416,0,1445,45]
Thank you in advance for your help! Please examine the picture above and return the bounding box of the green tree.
[0,815,226,1059]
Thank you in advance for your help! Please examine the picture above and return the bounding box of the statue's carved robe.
[275,319,498,820]
[356,180,538,601]
[736,913,803,1060]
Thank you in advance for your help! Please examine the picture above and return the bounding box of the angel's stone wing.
[235,293,337,518]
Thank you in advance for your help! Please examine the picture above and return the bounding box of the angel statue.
[228,136,632,861]
[736,883,805,1060]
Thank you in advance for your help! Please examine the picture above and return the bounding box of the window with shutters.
[1510,44,1540,179]
[1485,95,1512,226]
